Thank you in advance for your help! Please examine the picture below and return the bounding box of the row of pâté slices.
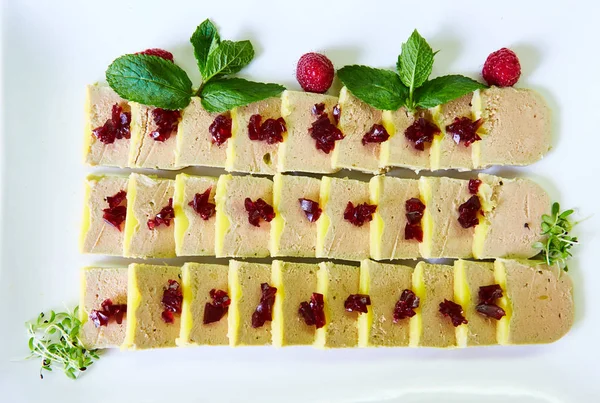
[79,82,572,350]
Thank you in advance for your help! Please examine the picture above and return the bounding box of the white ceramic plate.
[1,0,599,402]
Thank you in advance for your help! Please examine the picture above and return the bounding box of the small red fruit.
[296,52,335,93]
[482,48,521,87]
[136,48,174,63]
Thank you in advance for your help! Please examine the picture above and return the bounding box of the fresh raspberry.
[296,52,335,93]
[136,48,174,63]
[482,48,521,87]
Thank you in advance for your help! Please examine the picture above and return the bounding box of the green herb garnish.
[337,29,485,111]
[105,19,284,112]
[26,307,99,380]
[533,202,579,272]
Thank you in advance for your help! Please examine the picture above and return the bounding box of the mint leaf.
[202,40,254,83]
[200,78,285,112]
[414,75,486,109]
[106,54,193,110]
[398,30,435,92]
[337,65,407,111]
[191,19,221,78]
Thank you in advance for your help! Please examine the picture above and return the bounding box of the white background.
[1,0,599,402]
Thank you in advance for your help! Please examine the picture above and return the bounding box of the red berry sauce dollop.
[362,124,390,145]
[468,179,482,195]
[344,294,371,314]
[89,298,127,328]
[404,118,440,151]
[188,188,216,220]
[309,103,344,154]
[245,198,275,227]
[457,195,482,229]
[446,117,483,147]
[298,292,326,329]
[147,198,175,230]
[161,280,183,324]
[248,114,286,144]
[393,289,420,322]
[203,289,231,325]
[92,104,131,144]
[439,299,468,327]
[475,284,506,320]
[298,198,322,223]
[251,283,277,328]
[332,104,341,125]
[209,114,233,146]
[102,190,127,231]
[344,202,377,227]
[136,48,174,62]
[404,198,426,242]
[150,108,181,142]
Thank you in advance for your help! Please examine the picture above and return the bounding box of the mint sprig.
[105,19,284,112]
[106,54,194,110]
[337,29,486,111]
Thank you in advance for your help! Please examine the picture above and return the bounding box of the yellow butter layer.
[122,264,141,350]
[177,263,194,346]
[173,174,190,256]
[315,177,332,257]
[470,89,483,168]
[82,86,94,162]
[409,262,425,347]
[418,178,433,258]
[227,262,241,347]
[270,174,285,256]
[122,175,138,257]
[224,109,238,171]
[271,260,284,347]
[78,267,89,323]
[453,260,469,348]
[79,178,94,252]
[494,259,511,345]
[473,181,494,258]
[314,263,329,348]
[379,110,395,167]
[429,105,443,171]
[214,175,232,256]
[357,260,371,347]
[369,177,384,260]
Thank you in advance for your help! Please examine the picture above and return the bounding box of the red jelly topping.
[89,298,127,328]
[150,108,181,142]
[102,190,127,231]
[161,280,183,324]
[343,202,377,227]
[92,104,131,144]
[332,104,341,125]
[188,188,215,220]
[203,289,231,325]
[475,284,506,320]
[312,103,326,116]
[362,124,390,145]
[404,118,440,151]
[251,283,277,328]
[439,299,468,327]
[209,114,233,146]
[344,294,371,314]
[468,179,482,195]
[298,293,326,329]
[298,198,322,223]
[147,198,175,230]
[445,117,483,147]
[248,114,286,144]
[458,195,482,228]
[244,198,275,227]
[308,105,345,154]
[404,198,426,242]
[393,289,420,322]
